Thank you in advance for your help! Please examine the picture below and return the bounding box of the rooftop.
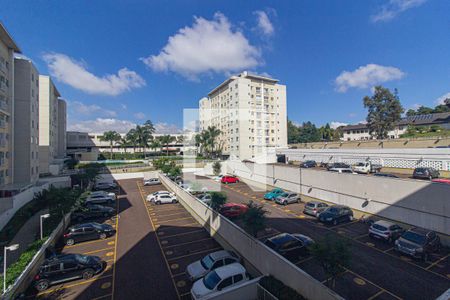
[208,71,279,97]
[0,22,21,53]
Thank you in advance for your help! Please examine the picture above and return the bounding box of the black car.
[413,167,440,180]
[318,205,354,226]
[300,160,317,168]
[326,162,350,171]
[64,223,116,246]
[71,205,115,222]
[395,227,441,260]
[373,173,399,178]
[264,233,314,259]
[34,254,105,291]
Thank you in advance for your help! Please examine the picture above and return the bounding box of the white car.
[212,175,223,182]
[90,190,116,200]
[146,191,174,202]
[191,263,249,300]
[197,194,212,205]
[186,250,240,281]
[143,178,161,186]
[180,184,193,192]
[94,182,117,190]
[154,194,177,205]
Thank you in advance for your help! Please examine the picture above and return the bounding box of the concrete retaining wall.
[160,174,343,300]
[226,161,450,237]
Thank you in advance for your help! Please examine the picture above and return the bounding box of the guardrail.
[1,213,71,300]
[159,174,343,300]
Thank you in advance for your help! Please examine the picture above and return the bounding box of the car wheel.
[82,269,95,280]
[172,199,177,204]
[283,201,288,206]
[332,219,338,226]
[36,280,50,291]
[99,233,107,239]
[348,215,354,222]
[388,236,393,244]
[236,180,240,183]
[156,201,161,205]
[66,238,75,246]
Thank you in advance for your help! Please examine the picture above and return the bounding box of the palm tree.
[100,131,121,159]
[159,135,176,156]
[117,137,130,154]
[206,126,221,157]
[144,120,156,134]
[126,129,138,153]
[149,139,161,154]
[135,125,152,155]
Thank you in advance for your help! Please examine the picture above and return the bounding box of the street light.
[40,214,50,240]
[3,244,19,293]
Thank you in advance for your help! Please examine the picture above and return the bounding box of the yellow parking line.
[162,229,205,239]
[92,293,113,300]
[367,290,385,300]
[152,211,189,218]
[37,274,113,296]
[426,253,450,270]
[138,182,181,300]
[164,237,213,249]
[111,191,120,300]
[157,216,194,224]
[168,247,222,262]
[344,268,402,300]
[83,247,114,255]
[172,272,186,278]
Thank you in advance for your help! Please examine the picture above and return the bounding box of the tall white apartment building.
[38,75,62,174]
[13,57,40,184]
[0,23,21,187]
[57,99,67,158]
[199,71,287,160]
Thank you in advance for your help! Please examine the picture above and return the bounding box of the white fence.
[278,148,450,171]
[160,174,343,300]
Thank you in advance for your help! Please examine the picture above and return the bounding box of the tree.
[159,135,176,156]
[135,125,153,156]
[310,235,351,288]
[100,131,121,159]
[319,123,333,141]
[241,201,268,237]
[210,192,227,211]
[363,86,404,139]
[126,129,139,153]
[149,139,161,154]
[406,109,417,117]
[204,126,221,158]
[298,121,321,143]
[176,135,184,144]
[288,120,300,144]
[117,137,130,154]
[212,161,222,176]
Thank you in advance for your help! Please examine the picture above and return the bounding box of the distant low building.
[342,112,450,141]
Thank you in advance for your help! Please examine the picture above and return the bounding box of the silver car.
[186,250,240,281]
[303,201,329,217]
[275,192,300,205]
[369,220,404,243]
[144,178,161,186]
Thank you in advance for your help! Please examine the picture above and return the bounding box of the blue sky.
[2,0,449,132]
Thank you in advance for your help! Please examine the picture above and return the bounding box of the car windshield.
[279,193,289,198]
[402,231,426,245]
[372,224,388,231]
[203,270,221,290]
[200,255,214,269]
[74,254,90,264]
[356,163,364,166]
[91,223,104,230]
[306,202,316,208]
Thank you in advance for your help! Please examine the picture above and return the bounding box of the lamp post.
[3,244,19,293]
[40,214,50,240]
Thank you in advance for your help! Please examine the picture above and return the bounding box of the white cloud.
[43,53,146,96]
[120,104,127,110]
[335,64,405,93]
[68,118,136,133]
[330,122,348,129]
[134,112,146,120]
[69,101,117,117]
[154,122,182,134]
[141,12,261,80]
[371,0,427,22]
[254,10,274,36]
[436,92,450,105]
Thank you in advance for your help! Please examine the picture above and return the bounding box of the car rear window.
[372,224,388,231]
[306,202,316,208]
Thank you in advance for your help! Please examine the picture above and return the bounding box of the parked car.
[318,205,354,226]
[264,188,284,200]
[179,183,193,192]
[395,227,441,260]
[90,190,116,200]
[432,178,450,185]
[63,223,116,246]
[353,162,382,174]
[154,194,178,205]
[85,194,115,206]
[143,178,161,186]
[219,203,248,218]
[190,263,249,300]
[94,181,117,190]
[264,233,314,258]
[221,176,240,184]
[326,162,350,171]
[71,205,115,222]
[186,250,240,281]
[33,254,105,291]
[197,193,212,205]
[329,167,355,174]
[413,167,440,180]
[373,173,399,179]
[303,201,329,217]
[275,192,300,205]
[300,160,317,168]
[369,220,404,243]
[146,190,174,202]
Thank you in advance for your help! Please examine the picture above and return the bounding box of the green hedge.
[259,275,306,300]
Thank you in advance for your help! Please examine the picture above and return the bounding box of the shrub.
[212,161,222,176]
[210,192,227,211]
[241,201,268,237]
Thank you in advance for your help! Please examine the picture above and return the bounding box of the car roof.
[306,200,322,205]
[209,250,235,260]
[330,204,348,209]
[214,263,245,278]
[409,227,432,235]
[267,233,296,245]
[44,253,79,264]
[373,220,395,227]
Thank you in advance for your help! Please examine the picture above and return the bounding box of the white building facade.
[199,71,287,160]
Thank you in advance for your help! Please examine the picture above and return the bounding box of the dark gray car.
[413,167,440,180]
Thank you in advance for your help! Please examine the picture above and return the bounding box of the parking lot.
[188,174,450,300]
[137,181,224,300]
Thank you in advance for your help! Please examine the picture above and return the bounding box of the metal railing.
[257,284,278,300]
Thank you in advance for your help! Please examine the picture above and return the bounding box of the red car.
[221,175,240,184]
[432,178,450,185]
[219,203,248,218]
